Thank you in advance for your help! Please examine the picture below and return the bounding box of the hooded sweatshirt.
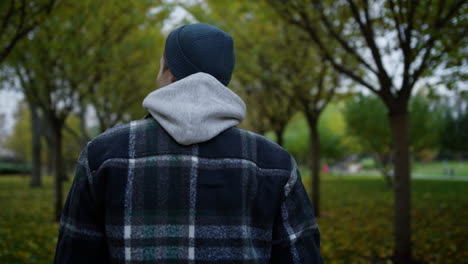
[142,72,246,145]
[54,73,322,264]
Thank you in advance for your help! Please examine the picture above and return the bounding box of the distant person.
[54,23,322,264]
[450,167,455,176]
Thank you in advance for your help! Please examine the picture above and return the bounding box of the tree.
[409,96,445,156]
[4,101,82,176]
[5,102,34,163]
[233,27,299,146]
[236,78,297,146]
[32,0,167,136]
[281,43,340,217]
[5,65,46,187]
[343,95,444,187]
[268,0,467,261]
[67,1,165,133]
[284,107,348,167]
[0,0,56,184]
[13,33,76,221]
[0,0,55,63]
[441,91,468,158]
[343,95,393,185]
[2,58,46,187]
[6,0,165,221]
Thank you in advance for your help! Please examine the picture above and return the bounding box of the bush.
[0,161,31,175]
[360,157,375,170]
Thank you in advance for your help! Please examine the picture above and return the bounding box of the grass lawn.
[412,161,468,177]
[0,175,467,263]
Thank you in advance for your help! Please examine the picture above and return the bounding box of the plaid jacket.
[54,117,322,264]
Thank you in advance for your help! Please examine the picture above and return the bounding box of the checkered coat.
[54,117,322,263]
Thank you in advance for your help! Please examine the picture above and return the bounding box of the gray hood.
[142,72,246,145]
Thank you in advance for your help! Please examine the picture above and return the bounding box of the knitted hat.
[164,23,235,86]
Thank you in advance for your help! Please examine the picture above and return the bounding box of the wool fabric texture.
[164,23,235,86]
[54,117,322,263]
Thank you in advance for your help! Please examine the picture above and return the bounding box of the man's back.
[54,22,322,264]
[55,117,321,263]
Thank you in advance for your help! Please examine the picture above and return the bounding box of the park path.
[410,174,468,181]
[345,173,468,182]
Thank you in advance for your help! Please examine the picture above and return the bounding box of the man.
[54,23,322,264]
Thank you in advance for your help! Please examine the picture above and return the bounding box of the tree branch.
[314,1,378,75]
[290,6,380,95]
[346,0,392,90]
[0,0,15,36]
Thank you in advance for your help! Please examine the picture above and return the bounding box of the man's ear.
[170,73,177,83]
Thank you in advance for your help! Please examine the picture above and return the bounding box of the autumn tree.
[268,0,468,261]
[66,1,166,133]
[4,101,82,174]
[0,0,56,185]
[343,95,444,187]
[6,0,166,221]
[441,91,468,158]
[233,24,299,146]
[0,65,45,186]
[279,40,340,217]
[0,0,55,63]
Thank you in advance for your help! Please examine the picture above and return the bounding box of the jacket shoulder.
[86,119,156,171]
[233,127,293,172]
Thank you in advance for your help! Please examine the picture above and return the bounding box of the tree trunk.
[50,118,65,222]
[383,171,393,189]
[375,154,393,188]
[78,101,90,147]
[30,103,42,187]
[307,116,321,217]
[389,110,412,263]
[275,128,284,147]
[45,124,55,176]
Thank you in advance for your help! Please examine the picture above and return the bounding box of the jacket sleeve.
[54,146,109,264]
[270,158,323,264]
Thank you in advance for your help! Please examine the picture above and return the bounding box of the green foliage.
[0,162,31,175]
[0,176,69,263]
[68,0,166,129]
[5,0,166,133]
[342,95,445,160]
[4,102,83,170]
[440,96,468,156]
[283,104,347,164]
[412,161,468,177]
[4,104,33,162]
[409,96,445,154]
[0,0,55,63]
[342,95,391,155]
[267,0,467,258]
[1,175,467,263]
[307,176,468,264]
[342,94,445,184]
[61,115,85,168]
[360,158,376,170]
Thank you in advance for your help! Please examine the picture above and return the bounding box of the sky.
[0,89,23,136]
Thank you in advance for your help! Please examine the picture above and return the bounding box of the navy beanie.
[164,23,235,86]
